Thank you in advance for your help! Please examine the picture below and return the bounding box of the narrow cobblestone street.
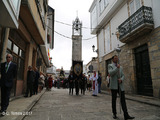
[23,88,160,120]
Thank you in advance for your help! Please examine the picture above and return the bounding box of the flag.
[72,60,83,79]
[48,48,50,60]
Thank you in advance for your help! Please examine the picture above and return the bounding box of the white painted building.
[89,0,160,97]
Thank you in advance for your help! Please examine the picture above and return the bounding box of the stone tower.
[72,17,82,61]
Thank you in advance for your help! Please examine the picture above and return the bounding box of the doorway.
[135,44,153,96]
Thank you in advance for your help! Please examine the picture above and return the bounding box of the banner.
[72,60,83,79]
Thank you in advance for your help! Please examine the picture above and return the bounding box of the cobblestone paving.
[24,88,160,120]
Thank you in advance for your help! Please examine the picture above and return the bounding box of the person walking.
[0,54,17,116]
[39,73,45,92]
[48,75,53,91]
[87,75,92,92]
[80,74,87,95]
[75,77,80,96]
[98,73,102,93]
[24,66,35,97]
[108,55,135,120]
[68,71,74,95]
[90,71,98,96]
[33,67,40,95]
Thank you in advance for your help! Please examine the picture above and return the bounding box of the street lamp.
[92,45,98,53]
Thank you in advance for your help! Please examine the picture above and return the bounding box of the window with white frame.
[129,0,141,15]
[104,0,109,7]
[98,30,104,61]
[91,6,97,29]
[11,0,20,11]
[99,0,109,15]
[104,25,111,53]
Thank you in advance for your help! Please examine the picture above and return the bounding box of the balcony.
[118,6,154,43]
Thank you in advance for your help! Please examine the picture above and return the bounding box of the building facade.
[89,0,160,98]
[0,0,55,98]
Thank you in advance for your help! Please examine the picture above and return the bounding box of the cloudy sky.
[48,0,97,70]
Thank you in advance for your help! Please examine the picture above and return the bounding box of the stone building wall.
[148,26,160,98]
[100,26,160,98]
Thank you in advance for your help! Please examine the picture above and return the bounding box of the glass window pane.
[104,0,109,7]
[21,50,25,58]
[7,39,12,50]
[19,49,22,56]
[135,0,141,10]
[11,0,19,11]
[13,44,19,54]
[130,1,134,15]
[17,59,24,80]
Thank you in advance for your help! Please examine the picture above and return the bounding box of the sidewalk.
[101,90,160,107]
[0,89,45,120]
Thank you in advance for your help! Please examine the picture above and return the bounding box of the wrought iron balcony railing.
[118,6,154,42]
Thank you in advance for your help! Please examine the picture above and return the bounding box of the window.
[91,6,97,29]
[99,0,109,15]
[104,25,111,53]
[7,39,12,49]
[99,0,105,14]
[104,0,109,7]
[11,0,19,11]
[13,44,19,54]
[19,49,25,58]
[129,0,141,15]
[17,59,24,80]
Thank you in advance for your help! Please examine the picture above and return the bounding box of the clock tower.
[72,17,82,61]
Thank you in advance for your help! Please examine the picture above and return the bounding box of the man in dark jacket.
[68,71,74,95]
[24,66,35,97]
[0,54,17,116]
[98,73,102,93]
[80,74,87,95]
[33,67,40,95]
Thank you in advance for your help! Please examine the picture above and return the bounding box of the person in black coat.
[33,67,40,95]
[98,73,102,93]
[24,66,35,97]
[0,54,17,116]
[80,74,87,95]
[68,71,74,95]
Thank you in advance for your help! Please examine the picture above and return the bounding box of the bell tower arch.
[72,17,82,61]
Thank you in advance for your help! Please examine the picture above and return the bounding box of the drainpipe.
[0,28,10,63]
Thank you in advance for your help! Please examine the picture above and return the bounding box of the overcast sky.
[48,0,97,70]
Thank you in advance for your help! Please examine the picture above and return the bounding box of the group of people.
[67,71,102,96]
[67,55,135,120]
[24,66,40,97]
[24,67,54,97]
[0,53,135,120]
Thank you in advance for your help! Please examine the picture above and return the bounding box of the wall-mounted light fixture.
[92,45,98,54]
